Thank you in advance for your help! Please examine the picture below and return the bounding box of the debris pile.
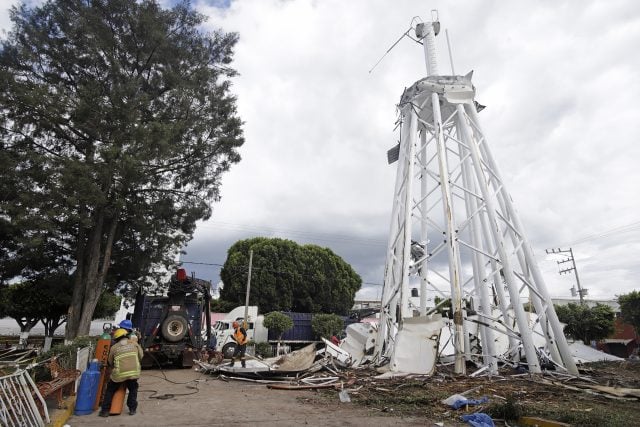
[194,342,640,426]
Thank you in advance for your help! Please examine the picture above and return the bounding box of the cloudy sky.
[2,0,639,302]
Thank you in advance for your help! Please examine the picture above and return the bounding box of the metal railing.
[0,370,47,427]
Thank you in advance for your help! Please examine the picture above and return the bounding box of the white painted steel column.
[477,206,519,353]
[465,104,578,375]
[433,93,465,374]
[456,104,541,373]
[376,104,416,359]
[419,131,429,316]
[456,122,498,373]
[399,107,418,320]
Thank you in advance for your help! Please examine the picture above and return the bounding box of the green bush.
[33,336,95,381]
[311,313,343,340]
[263,312,294,340]
[254,342,273,358]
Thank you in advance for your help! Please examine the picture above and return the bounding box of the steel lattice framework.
[375,19,578,375]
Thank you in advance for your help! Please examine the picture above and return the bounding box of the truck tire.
[222,342,237,359]
[161,314,188,342]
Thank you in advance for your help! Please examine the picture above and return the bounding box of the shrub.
[311,313,343,339]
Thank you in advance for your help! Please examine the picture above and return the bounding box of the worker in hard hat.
[118,319,133,332]
[229,320,248,368]
[99,328,144,417]
[118,318,141,341]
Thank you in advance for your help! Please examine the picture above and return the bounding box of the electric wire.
[196,221,387,247]
[559,220,640,247]
[180,259,383,287]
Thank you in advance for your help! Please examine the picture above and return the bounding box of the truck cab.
[212,306,267,358]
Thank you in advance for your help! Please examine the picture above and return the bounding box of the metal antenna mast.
[375,13,578,375]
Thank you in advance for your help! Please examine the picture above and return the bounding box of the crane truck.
[131,268,212,368]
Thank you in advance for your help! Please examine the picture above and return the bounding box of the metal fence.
[0,344,92,427]
[0,370,47,427]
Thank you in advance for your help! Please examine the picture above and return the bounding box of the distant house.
[597,317,640,358]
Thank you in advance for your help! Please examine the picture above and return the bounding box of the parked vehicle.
[212,306,314,359]
[131,269,212,368]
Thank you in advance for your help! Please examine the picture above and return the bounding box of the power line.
[195,221,388,247]
[560,220,640,247]
[180,259,383,287]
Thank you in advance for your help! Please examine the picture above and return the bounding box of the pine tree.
[0,0,244,339]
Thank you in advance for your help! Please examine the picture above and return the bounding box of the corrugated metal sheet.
[268,312,314,342]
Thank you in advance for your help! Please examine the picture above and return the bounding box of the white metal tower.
[375,16,578,376]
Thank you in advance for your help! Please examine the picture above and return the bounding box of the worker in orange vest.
[229,321,248,368]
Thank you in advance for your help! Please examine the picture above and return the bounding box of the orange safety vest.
[233,327,247,346]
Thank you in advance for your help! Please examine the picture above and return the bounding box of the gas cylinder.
[93,324,113,410]
[73,360,101,415]
[109,384,126,415]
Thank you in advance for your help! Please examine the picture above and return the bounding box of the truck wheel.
[161,314,188,342]
[222,343,237,359]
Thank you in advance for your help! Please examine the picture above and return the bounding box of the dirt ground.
[64,360,640,427]
[64,368,445,427]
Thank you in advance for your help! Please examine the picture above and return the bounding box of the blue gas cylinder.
[74,360,101,415]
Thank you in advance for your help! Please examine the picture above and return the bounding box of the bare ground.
[64,361,640,427]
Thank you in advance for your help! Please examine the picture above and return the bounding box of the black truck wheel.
[222,342,237,359]
[161,314,188,342]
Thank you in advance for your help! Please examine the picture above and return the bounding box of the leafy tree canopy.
[618,290,640,332]
[555,303,615,345]
[219,238,362,315]
[0,277,121,336]
[311,313,344,339]
[0,0,243,339]
[263,311,293,340]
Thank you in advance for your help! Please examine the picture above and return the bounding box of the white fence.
[0,344,93,427]
[0,370,47,427]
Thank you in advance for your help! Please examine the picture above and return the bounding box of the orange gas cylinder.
[109,384,126,415]
[93,324,113,410]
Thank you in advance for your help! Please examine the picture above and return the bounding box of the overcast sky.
[2,0,639,302]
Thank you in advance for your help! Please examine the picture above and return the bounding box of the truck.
[212,306,315,359]
[131,268,212,368]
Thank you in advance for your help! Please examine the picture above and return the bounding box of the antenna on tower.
[368,16,426,74]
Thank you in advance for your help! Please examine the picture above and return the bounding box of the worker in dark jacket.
[230,321,248,368]
[99,328,144,417]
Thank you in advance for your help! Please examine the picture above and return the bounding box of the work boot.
[98,411,109,417]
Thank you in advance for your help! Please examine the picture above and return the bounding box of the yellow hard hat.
[113,328,128,340]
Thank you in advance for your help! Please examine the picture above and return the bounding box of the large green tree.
[618,290,640,332]
[220,238,361,315]
[0,0,243,339]
[555,302,615,345]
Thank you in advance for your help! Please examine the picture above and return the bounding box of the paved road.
[65,368,436,427]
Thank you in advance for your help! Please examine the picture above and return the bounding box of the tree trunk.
[65,208,119,340]
[17,318,38,348]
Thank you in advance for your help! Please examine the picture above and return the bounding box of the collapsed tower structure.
[374,15,578,376]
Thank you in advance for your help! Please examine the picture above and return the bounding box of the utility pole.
[243,250,253,328]
[545,247,587,304]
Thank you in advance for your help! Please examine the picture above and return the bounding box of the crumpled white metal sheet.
[390,315,443,374]
[340,322,378,366]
